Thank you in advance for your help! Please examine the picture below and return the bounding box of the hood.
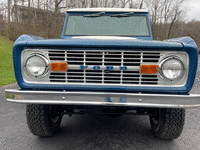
[19,35,183,50]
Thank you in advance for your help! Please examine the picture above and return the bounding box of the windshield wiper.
[110,12,134,17]
[83,12,105,18]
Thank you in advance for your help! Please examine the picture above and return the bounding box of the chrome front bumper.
[5,89,200,108]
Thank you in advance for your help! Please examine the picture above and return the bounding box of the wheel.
[149,108,185,140]
[26,104,63,137]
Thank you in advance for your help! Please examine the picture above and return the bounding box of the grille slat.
[64,75,157,79]
[48,50,160,85]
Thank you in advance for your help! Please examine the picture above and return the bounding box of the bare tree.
[81,0,87,8]
[128,0,141,9]
[139,0,144,9]
[28,0,31,23]
[121,0,131,8]
[167,0,184,38]
[91,0,94,7]
[55,0,64,13]
[7,0,10,23]
[145,0,185,40]
[37,0,40,9]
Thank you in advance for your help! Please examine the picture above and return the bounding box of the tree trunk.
[112,0,116,7]
[168,14,177,39]
[105,0,108,7]
[55,0,58,13]
[81,0,86,8]
[91,0,94,7]
[139,0,144,9]
[13,0,18,23]
[38,0,40,9]
[7,0,10,23]
[28,0,31,23]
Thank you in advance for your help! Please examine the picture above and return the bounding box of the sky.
[183,0,200,21]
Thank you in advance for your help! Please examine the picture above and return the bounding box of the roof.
[12,4,65,15]
[66,8,148,13]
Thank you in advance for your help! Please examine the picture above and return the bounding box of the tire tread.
[150,108,185,140]
[26,104,61,137]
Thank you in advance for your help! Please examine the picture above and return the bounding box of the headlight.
[25,54,49,77]
[159,57,185,81]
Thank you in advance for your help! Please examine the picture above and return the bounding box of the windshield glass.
[65,15,150,36]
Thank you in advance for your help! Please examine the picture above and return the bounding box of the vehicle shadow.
[34,114,178,150]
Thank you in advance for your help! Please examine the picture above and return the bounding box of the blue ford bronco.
[5,8,200,139]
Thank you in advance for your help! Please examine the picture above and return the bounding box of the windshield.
[65,14,150,36]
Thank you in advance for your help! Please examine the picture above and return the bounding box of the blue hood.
[21,35,183,50]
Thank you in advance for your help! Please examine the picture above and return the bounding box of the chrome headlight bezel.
[158,56,185,82]
[24,53,50,78]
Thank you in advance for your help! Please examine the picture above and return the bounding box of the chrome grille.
[48,50,160,85]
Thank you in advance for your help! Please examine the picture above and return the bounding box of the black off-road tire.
[149,108,185,140]
[26,104,63,137]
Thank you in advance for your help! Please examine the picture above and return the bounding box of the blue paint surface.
[80,66,88,69]
[106,66,113,70]
[25,36,183,49]
[120,67,127,71]
[104,97,112,102]
[93,66,100,70]
[12,34,198,94]
[119,97,126,103]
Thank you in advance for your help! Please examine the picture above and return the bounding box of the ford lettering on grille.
[48,50,160,85]
[80,66,127,71]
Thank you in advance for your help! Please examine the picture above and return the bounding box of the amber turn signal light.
[140,65,158,74]
[51,62,67,71]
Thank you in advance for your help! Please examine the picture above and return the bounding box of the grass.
[0,36,16,87]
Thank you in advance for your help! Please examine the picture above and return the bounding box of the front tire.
[26,104,63,137]
[149,108,185,140]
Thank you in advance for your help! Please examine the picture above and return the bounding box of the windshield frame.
[63,13,151,37]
